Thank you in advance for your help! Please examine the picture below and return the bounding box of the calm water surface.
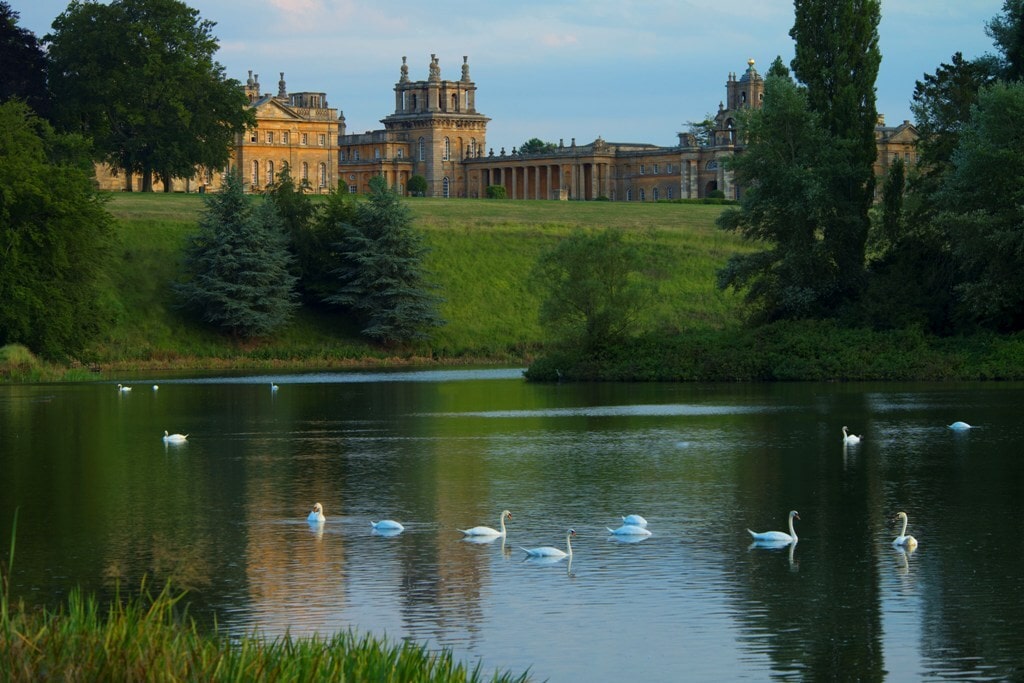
[2,370,1024,681]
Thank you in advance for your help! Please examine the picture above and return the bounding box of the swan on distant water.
[458,509,511,537]
[842,426,862,445]
[621,514,648,528]
[520,529,575,558]
[162,430,188,443]
[152,385,159,391]
[117,383,132,393]
[608,524,652,536]
[270,382,279,392]
[892,511,918,551]
[748,510,800,544]
[948,421,972,431]
[371,520,405,532]
[307,503,325,524]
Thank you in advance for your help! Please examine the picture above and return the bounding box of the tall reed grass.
[0,514,529,682]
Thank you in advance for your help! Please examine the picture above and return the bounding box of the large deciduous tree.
[0,101,114,359]
[175,172,299,337]
[936,82,1024,330]
[46,0,253,191]
[790,0,881,306]
[717,76,839,321]
[0,3,50,118]
[323,176,445,344]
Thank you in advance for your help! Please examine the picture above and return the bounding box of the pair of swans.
[162,430,188,443]
[842,426,862,445]
[306,503,405,533]
[608,513,651,536]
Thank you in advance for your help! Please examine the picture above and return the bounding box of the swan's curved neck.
[499,514,507,535]
[566,532,574,556]
[899,515,908,537]
[789,515,797,540]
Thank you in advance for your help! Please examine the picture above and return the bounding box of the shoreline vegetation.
[0,574,528,682]
[4,193,1024,384]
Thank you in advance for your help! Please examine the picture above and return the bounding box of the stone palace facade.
[93,56,917,200]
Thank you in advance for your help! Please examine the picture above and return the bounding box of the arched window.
[653,188,659,201]
[626,188,633,201]
[470,138,477,157]
[639,188,646,202]
[319,163,327,187]
[252,160,259,187]
[301,162,309,181]
[418,137,425,161]
[451,93,458,111]
[442,176,450,198]
[443,137,450,161]
[267,160,275,183]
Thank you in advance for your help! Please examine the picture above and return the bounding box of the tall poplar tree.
[790,0,881,306]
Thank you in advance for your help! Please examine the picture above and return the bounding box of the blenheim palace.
[95,55,918,201]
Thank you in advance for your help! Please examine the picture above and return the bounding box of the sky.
[13,0,1008,151]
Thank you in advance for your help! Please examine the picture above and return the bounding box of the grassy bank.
[0,582,528,682]
[76,194,747,375]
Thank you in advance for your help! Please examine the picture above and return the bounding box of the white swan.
[162,430,188,443]
[520,528,575,558]
[458,509,511,537]
[371,519,405,532]
[748,510,800,543]
[270,382,279,392]
[892,511,918,550]
[621,514,648,528]
[607,523,652,536]
[307,502,325,524]
[948,421,972,431]
[117,383,132,393]
[842,426,862,445]
[152,385,159,391]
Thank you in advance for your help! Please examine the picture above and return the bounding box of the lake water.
[2,370,1024,681]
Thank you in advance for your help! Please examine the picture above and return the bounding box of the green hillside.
[89,194,747,372]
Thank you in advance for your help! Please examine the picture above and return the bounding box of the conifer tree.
[175,172,298,337]
[324,176,444,343]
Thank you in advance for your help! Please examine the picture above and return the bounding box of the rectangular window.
[301,133,308,145]
[640,164,645,175]
[667,163,673,173]
[354,150,360,161]
[249,131,257,143]
[266,131,274,144]
[397,149,404,159]
[653,163,659,174]
[318,134,326,146]
[282,131,289,144]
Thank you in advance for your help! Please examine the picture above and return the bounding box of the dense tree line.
[716,0,1024,336]
[0,1,444,356]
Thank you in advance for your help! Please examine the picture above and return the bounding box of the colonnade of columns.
[472,161,613,200]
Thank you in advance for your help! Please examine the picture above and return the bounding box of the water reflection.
[3,376,1024,681]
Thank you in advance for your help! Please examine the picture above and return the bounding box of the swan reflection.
[748,539,799,571]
